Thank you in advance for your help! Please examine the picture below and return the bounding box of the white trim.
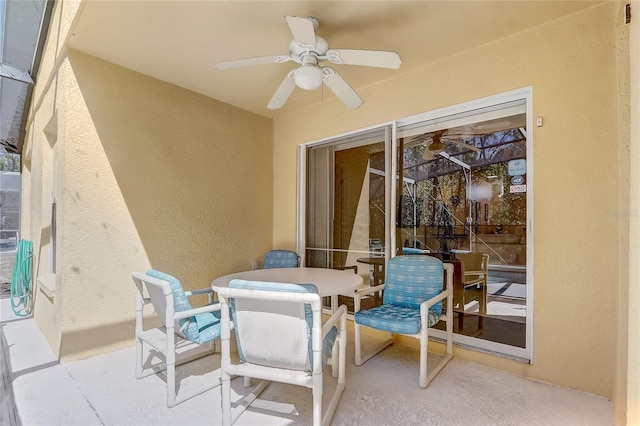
[397,88,530,132]
[296,145,306,259]
[302,120,396,149]
[525,89,534,361]
[388,124,396,259]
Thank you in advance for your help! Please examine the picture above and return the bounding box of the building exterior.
[15,1,639,424]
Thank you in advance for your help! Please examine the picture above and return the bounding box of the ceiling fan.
[215,16,402,110]
[412,130,481,160]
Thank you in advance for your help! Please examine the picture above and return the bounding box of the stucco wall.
[23,2,274,360]
[625,2,640,424]
[273,1,623,400]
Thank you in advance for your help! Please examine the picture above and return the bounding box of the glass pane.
[398,102,528,350]
[306,128,388,312]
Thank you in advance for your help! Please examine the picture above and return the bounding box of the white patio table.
[211,267,364,312]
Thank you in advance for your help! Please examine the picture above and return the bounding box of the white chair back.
[233,297,311,370]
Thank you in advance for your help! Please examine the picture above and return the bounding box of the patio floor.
[1,298,614,426]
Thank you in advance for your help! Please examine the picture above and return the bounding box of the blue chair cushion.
[263,250,299,269]
[383,255,444,315]
[146,270,220,344]
[229,280,335,369]
[354,304,441,335]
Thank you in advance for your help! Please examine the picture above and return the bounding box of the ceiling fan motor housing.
[289,36,329,62]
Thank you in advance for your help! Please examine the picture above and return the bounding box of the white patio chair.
[354,255,453,388]
[214,279,347,426]
[131,270,226,407]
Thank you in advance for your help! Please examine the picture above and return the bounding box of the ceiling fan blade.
[216,55,292,70]
[325,49,402,69]
[445,138,481,152]
[267,70,296,110]
[321,67,363,110]
[285,16,316,47]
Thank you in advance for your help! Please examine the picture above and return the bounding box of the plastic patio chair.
[353,255,453,388]
[131,270,226,407]
[262,249,300,268]
[214,279,348,426]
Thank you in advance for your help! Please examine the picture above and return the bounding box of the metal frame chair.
[214,279,347,426]
[353,255,453,388]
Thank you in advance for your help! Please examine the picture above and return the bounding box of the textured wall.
[625,1,640,424]
[273,2,624,399]
[24,2,273,360]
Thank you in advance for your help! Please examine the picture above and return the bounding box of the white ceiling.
[67,1,602,118]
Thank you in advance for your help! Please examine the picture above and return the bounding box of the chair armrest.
[353,284,385,313]
[185,287,215,304]
[463,277,483,285]
[421,287,452,310]
[174,302,222,321]
[322,304,347,337]
[354,284,385,298]
[420,288,453,327]
[184,287,214,297]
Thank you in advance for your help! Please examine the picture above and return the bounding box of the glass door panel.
[300,89,532,359]
[397,99,529,352]
[305,127,390,312]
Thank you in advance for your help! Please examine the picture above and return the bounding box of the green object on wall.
[10,239,33,317]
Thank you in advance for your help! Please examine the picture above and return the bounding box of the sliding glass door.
[298,88,533,360]
[303,127,391,312]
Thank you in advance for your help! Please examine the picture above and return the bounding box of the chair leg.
[312,371,323,426]
[323,311,347,426]
[422,292,454,388]
[135,337,143,379]
[419,328,428,388]
[221,325,233,426]
[354,322,393,367]
[354,322,363,366]
[166,350,177,407]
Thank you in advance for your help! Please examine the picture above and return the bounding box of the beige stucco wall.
[625,2,640,424]
[273,0,625,402]
[22,1,274,360]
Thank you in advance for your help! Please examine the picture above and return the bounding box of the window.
[44,114,57,275]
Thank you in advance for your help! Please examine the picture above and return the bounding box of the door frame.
[297,87,534,361]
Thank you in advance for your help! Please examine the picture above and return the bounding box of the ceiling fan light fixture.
[294,65,323,90]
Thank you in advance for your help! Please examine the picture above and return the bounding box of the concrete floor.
[1,298,615,426]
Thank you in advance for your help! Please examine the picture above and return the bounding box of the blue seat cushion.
[146,270,220,344]
[355,304,441,335]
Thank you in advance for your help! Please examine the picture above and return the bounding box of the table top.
[211,267,364,298]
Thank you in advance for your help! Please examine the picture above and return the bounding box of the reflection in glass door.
[397,98,530,354]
